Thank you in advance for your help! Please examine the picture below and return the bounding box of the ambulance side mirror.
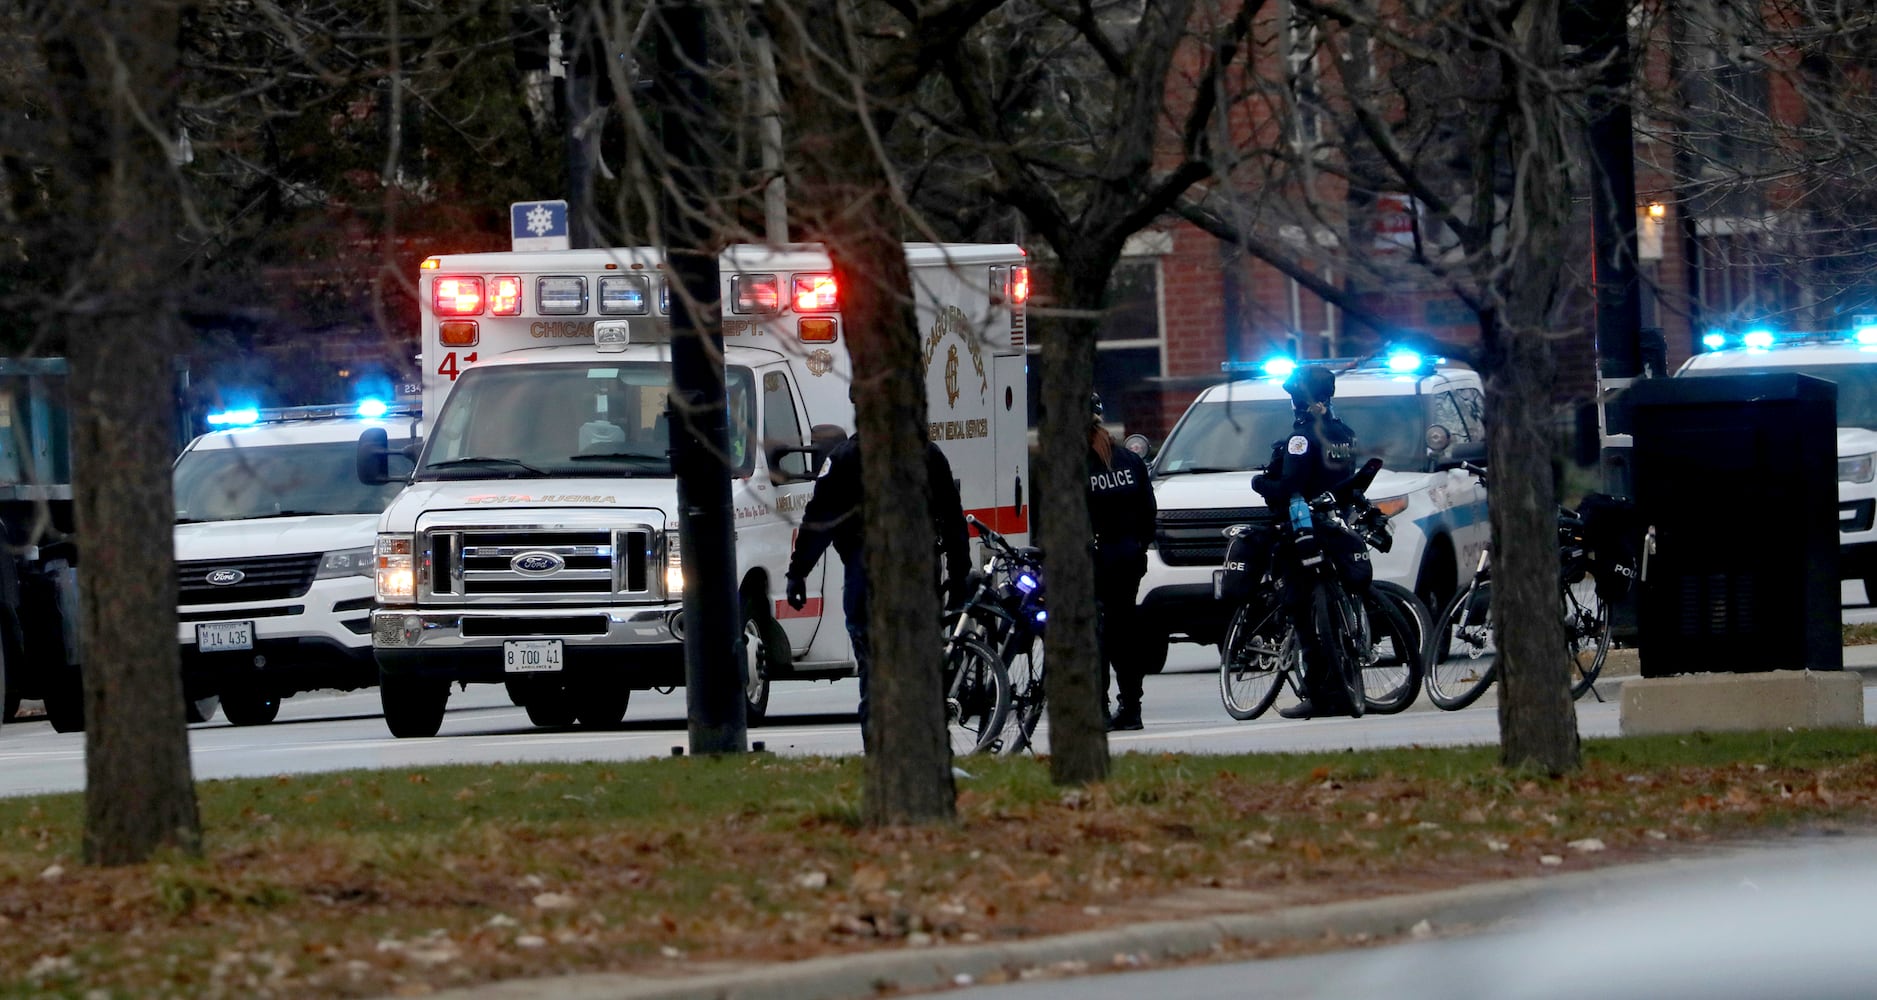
[767,424,847,484]
[357,428,391,485]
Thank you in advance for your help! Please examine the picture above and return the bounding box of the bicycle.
[1220,576,1428,720]
[1218,459,1430,720]
[1425,463,1639,711]
[939,515,1043,754]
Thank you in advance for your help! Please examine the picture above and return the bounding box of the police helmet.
[1090,391,1105,423]
[1284,366,1336,409]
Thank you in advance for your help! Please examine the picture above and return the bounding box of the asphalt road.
[0,584,1871,799]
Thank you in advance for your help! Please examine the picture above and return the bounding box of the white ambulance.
[365,243,1031,737]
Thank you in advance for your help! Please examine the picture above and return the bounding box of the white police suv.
[1677,328,1877,601]
[1136,352,1492,670]
[173,401,420,724]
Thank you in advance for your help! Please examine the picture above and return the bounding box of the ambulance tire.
[381,674,449,738]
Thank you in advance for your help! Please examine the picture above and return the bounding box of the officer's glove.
[785,575,808,611]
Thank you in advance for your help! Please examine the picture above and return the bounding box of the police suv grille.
[177,554,321,605]
[1155,507,1278,566]
[423,526,656,601]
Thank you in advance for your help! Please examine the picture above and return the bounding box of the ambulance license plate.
[504,639,564,673]
[196,621,254,653]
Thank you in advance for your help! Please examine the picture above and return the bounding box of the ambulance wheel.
[381,675,449,738]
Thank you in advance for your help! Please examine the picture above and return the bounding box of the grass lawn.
[5,730,1877,997]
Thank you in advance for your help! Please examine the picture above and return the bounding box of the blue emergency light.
[1385,349,1424,373]
[1856,326,1877,346]
[356,398,389,419]
[1702,331,1727,350]
[206,408,260,427]
[1742,329,1776,350]
[1260,357,1297,378]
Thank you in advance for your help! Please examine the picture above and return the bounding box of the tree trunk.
[1487,0,1580,775]
[1037,262,1109,786]
[35,1,203,863]
[841,238,959,825]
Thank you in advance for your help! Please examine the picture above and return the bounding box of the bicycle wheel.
[943,637,1011,756]
[1219,601,1288,720]
[1359,581,1428,715]
[1301,581,1363,719]
[1562,576,1611,700]
[994,631,1045,755]
[1427,580,1498,711]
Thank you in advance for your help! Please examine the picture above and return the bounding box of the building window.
[1283,3,1321,147]
[1025,251,1167,434]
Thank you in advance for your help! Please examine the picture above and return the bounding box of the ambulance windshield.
[414,363,757,479]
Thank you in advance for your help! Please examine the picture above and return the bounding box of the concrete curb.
[417,851,1775,1000]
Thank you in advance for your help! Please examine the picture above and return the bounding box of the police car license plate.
[504,639,564,673]
[196,620,254,652]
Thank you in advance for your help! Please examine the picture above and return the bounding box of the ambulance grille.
[420,526,658,602]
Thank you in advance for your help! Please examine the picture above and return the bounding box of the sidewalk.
[1588,643,1877,700]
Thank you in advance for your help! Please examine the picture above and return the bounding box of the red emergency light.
[490,276,522,316]
[1008,266,1030,306]
[434,277,485,316]
[793,274,838,312]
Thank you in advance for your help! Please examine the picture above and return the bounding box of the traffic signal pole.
[1566,0,1644,493]
[657,2,747,755]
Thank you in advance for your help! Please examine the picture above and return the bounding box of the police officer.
[784,430,972,753]
[1251,365,1358,718]
[1088,393,1157,731]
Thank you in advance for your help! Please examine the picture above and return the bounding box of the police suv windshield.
[1154,395,1426,474]
[1681,361,1877,429]
[174,441,409,522]
[415,362,757,480]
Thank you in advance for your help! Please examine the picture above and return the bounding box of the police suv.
[173,401,420,724]
[1137,352,1492,669]
[1676,328,1877,601]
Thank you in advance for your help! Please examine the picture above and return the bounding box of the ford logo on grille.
[512,551,566,575]
[205,568,245,586]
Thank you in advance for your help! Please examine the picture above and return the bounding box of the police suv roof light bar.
[206,400,420,428]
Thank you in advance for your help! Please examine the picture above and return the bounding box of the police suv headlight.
[375,534,416,601]
[316,546,375,580]
[1371,496,1410,518]
[1839,454,1874,484]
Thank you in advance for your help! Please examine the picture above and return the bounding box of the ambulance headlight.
[1840,454,1875,484]
[376,534,416,601]
[317,546,376,580]
[664,528,684,597]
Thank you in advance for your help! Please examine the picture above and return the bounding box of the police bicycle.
[941,515,1047,755]
[1425,462,1640,711]
[1218,459,1430,720]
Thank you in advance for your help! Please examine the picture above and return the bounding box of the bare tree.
[895,0,1260,783]
[1169,0,1588,771]
[24,0,203,862]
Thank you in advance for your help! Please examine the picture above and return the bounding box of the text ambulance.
[363,244,1030,737]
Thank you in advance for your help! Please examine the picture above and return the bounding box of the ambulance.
[363,244,1031,737]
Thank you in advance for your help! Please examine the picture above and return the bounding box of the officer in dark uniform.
[1088,393,1157,731]
[1251,365,1358,718]
[784,431,972,752]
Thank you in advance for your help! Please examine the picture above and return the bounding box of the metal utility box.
[1625,372,1840,676]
